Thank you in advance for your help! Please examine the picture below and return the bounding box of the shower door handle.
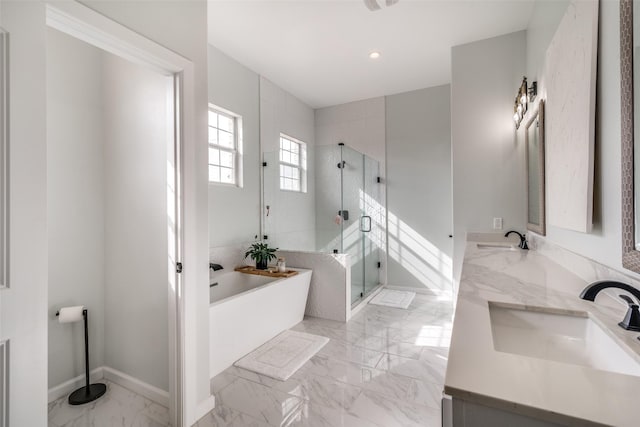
[360,215,372,232]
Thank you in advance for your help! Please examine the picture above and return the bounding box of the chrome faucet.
[580,280,640,331]
[504,230,528,250]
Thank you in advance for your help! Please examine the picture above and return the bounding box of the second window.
[279,134,307,192]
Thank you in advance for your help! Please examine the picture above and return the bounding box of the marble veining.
[47,380,169,427]
[447,237,640,426]
[199,291,452,427]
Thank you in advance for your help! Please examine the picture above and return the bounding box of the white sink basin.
[477,243,516,250]
[488,302,640,377]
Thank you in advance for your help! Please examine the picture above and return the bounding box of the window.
[279,134,307,192]
[208,105,242,186]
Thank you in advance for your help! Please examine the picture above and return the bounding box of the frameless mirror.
[525,100,545,235]
[621,0,640,271]
[0,28,7,289]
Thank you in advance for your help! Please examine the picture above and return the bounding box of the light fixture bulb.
[520,94,527,105]
[517,104,523,114]
[369,51,381,59]
[513,113,519,123]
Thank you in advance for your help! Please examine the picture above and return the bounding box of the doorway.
[45,3,187,425]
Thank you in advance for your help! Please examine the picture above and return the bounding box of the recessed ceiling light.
[369,51,381,60]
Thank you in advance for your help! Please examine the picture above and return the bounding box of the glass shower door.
[340,145,365,303]
[362,154,381,297]
[340,145,381,304]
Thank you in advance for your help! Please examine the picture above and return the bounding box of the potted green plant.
[244,242,278,270]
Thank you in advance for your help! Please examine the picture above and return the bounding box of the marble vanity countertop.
[445,240,640,427]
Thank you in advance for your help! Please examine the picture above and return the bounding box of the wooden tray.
[234,265,299,278]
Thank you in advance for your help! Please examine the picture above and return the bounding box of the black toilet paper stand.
[56,308,107,405]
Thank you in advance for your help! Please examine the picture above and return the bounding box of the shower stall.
[262,143,384,305]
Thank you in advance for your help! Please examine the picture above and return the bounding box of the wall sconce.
[513,77,528,129]
[528,81,537,102]
[513,77,538,129]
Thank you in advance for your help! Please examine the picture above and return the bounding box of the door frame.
[45,2,193,425]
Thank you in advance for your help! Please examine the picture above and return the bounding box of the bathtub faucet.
[209,263,224,271]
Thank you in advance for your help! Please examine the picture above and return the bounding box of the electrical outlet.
[493,217,503,230]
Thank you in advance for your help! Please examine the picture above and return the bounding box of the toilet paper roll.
[57,306,85,323]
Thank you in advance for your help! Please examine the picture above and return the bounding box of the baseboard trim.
[48,367,105,403]
[48,366,169,408]
[102,366,169,408]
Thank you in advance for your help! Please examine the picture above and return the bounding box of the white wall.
[261,76,316,251]
[386,85,453,295]
[103,52,171,392]
[0,2,48,425]
[47,28,106,389]
[315,97,386,169]
[78,2,212,422]
[3,1,210,424]
[47,28,172,394]
[451,31,527,287]
[208,45,261,247]
[526,0,570,80]
[533,0,640,281]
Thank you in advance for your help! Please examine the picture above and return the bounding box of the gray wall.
[47,28,105,388]
[208,45,261,247]
[207,46,316,253]
[451,31,527,288]
[103,52,171,392]
[47,31,171,392]
[386,85,453,295]
[260,77,316,251]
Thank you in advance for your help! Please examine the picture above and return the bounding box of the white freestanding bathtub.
[209,268,312,378]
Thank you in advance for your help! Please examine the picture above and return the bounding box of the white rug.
[234,330,329,381]
[369,289,416,309]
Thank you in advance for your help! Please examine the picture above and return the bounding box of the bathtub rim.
[209,268,312,307]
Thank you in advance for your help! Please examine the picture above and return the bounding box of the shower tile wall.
[314,145,343,253]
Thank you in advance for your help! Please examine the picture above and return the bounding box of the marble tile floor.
[198,292,453,427]
[48,380,170,427]
[46,294,452,427]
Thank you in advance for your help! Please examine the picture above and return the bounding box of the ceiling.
[208,0,536,109]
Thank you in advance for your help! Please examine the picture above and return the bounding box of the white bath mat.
[234,330,329,381]
[369,289,416,309]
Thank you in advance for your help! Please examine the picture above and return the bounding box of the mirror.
[526,100,546,235]
[621,0,640,271]
[0,28,7,289]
